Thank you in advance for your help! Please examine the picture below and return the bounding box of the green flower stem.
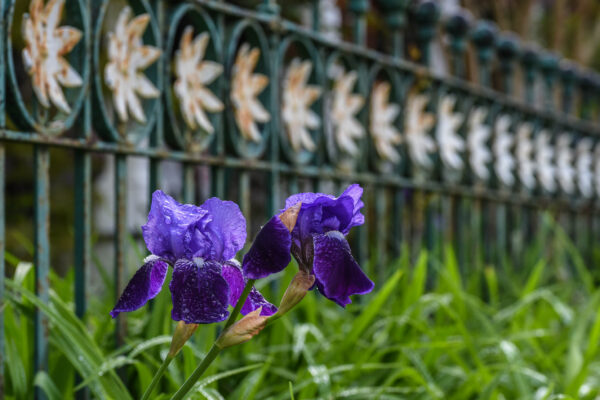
[170,279,255,400]
[141,354,174,400]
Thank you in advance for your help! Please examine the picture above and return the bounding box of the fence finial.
[559,60,577,115]
[413,0,440,66]
[539,52,559,111]
[496,33,520,95]
[471,20,497,87]
[379,0,409,58]
[520,45,539,104]
[349,0,369,45]
[445,9,472,78]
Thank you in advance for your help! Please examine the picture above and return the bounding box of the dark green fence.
[1,0,599,395]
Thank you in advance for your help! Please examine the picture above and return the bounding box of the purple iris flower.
[281,184,374,307]
[110,190,289,324]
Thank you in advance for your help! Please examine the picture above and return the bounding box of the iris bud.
[274,270,316,318]
[168,321,199,357]
[215,307,268,349]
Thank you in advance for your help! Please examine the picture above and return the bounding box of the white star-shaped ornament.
[405,94,435,170]
[594,144,600,198]
[576,138,594,198]
[436,95,464,170]
[516,122,536,190]
[282,59,322,153]
[370,81,401,163]
[105,7,161,124]
[535,130,556,192]
[22,0,83,114]
[330,69,364,156]
[467,107,491,181]
[174,27,223,133]
[231,44,270,142]
[556,134,576,195]
[493,115,515,186]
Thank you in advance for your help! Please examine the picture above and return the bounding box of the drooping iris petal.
[110,257,168,318]
[312,231,374,307]
[221,261,277,316]
[194,198,247,261]
[242,216,292,279]
[241,288,278,316]
[170,259,230,324]
[221,261,245,307]
[142,190,210,262]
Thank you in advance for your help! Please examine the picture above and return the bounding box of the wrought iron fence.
[0,0,599,395]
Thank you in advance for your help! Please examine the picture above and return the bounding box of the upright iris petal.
[282,184,373,307]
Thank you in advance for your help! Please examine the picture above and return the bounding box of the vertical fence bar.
[520,47,538,265]
[34,145,50,400]
[0,0,6,391]
[213,2,227,199]
[496,34,519,270]
[559,62,577,268]
[349,0,369,266]
[414,0,439,266]
[381,1,408,259]
[183,164,196,204]
[114,154,127,347]
[471,21,496,270]
[150,0,164,200]
[539,52,559,260]
[445,11,470,270]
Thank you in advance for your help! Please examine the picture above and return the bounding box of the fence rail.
[0,0,599,397]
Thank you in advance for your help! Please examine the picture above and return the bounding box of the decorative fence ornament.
[405,93,435,169]
[231,44,270,142]
[105,7,161,124]
[594,144,600,198]
[174,27,224,133]
[329,68,365,156]
[369,81,401,163]
[576,138,594,198]
[436,95,464,170]
[493,115,515,187]
[535,129,556,193]
[467,107,491,181]
[516,122,536,190]
[22,0,83,114]
[556,134,576,194]
[282,59,322,153]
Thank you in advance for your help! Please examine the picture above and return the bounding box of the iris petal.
[313,231,374,307]
[110,257,168,318]
[242,216,292,279]
[197,198,247,261]
[221,261,277,316]
[170,259,230,324]
[142,190,210,262]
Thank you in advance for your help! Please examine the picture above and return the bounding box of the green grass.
[3,214,600,399]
